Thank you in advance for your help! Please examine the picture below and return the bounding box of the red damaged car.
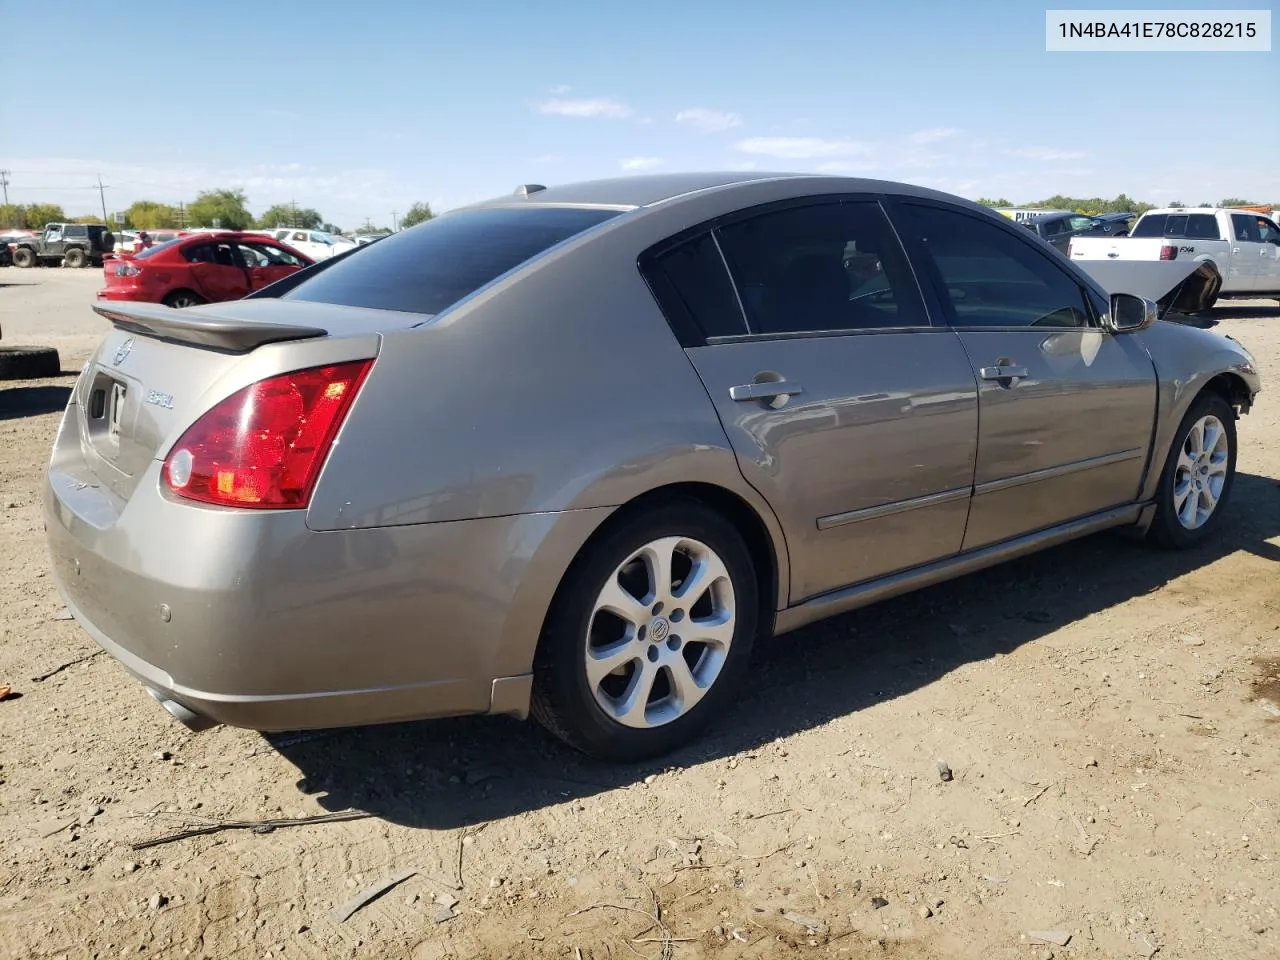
[98,231,315,308]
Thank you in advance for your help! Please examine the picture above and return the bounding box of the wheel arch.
[163,288,203,307]
[492,479,789,696]
[1141,367,1253,503]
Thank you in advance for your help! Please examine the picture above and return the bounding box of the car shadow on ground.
[272,472,1280,831]
[0,385,72,420]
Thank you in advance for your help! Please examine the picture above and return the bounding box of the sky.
[1,0,1276,229]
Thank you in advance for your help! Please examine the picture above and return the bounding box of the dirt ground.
[1,269,1278,960]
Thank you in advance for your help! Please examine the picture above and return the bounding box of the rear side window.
[283,206,623,315]
[713,200,928,335]
[65,225,88,238]
[643,234,748,339]
[1132,213,1223,241]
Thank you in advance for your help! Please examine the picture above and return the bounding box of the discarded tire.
[0,346,62,380]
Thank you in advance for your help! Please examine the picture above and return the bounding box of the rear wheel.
[1147,392,1236,549]
[63,248,86,269]
[531,499,759,762]
[164,290,205,309]
[12,248,35,269]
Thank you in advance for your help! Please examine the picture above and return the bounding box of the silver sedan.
[44,172,1261,761]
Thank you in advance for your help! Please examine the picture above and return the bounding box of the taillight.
[1160,244,1177,260]
[115,263,141,277]
[162,360,373,509]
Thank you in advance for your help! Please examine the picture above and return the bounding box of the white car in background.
[264,228,357,260]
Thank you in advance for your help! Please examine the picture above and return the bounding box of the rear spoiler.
[91,301,327,354]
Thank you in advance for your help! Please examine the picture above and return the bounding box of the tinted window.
[899,204,1092,328]
[65,225,88,238]
[1257,218,1280,244]
[1068,215,1096,231]
[284,206,623,315]
[133,237,184,259]
[1231,214,1262,243]
[646,234,747,339]
[1132,213,1223,241]
[238,241,303,266]
[713,200,927,335]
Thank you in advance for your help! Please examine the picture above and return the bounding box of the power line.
[96,175,110,224]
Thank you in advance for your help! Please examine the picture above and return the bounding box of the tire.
[1146,391,1237,549]
[63,248,86,269]
[12,248,35,269]
[164,290,205,309]
[0,346,62,381]
[531,497,759,762]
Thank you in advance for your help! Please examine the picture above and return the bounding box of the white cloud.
[909,127,958,144]
[549,84,572,95]
[1011,147,1088,161]
[620,156,663,171]
[675,108,744,132]
[734,136,872,160]
[535,97,632,119]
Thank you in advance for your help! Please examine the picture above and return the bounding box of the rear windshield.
[134,237,185,259]
[1131,213,1222,241]
[282,205,625,314]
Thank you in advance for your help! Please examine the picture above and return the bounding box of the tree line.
[974,193,1273,214]
[1,190,435,235]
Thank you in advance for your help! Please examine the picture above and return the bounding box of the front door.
[1243,214,1280,293]
[646,197,979,602]
[892,200,1159,550]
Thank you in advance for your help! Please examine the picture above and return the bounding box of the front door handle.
[729,380,803,402]
[979,365,1029,382]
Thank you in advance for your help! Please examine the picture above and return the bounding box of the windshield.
[282,205,624,315]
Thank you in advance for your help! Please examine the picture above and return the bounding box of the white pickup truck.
[1067,208,1280,313]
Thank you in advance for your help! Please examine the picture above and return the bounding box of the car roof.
[459,171,983,214]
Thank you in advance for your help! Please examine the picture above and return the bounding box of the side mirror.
[1105,292,1158,334]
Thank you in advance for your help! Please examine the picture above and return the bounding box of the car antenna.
[513,184,547,197]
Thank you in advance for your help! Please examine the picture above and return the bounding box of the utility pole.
[96,174,109,224]
[0,169,10,206]
[391,209,398,232]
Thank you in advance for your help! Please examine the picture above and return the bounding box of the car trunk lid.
[76,299,424,501]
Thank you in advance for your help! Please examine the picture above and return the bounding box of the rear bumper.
[42,404,609,732]
[96,286,149,301]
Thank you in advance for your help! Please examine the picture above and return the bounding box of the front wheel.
[531,499,759,762]
[12,248,35,268]
[1147,392,1237,549]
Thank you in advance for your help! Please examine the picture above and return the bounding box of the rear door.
[645,197,979,603]
[891,200,1158,550]
[185,241,250,302]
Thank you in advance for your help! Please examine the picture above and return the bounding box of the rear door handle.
[979,365,1029,381]
[729,381,803,402]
